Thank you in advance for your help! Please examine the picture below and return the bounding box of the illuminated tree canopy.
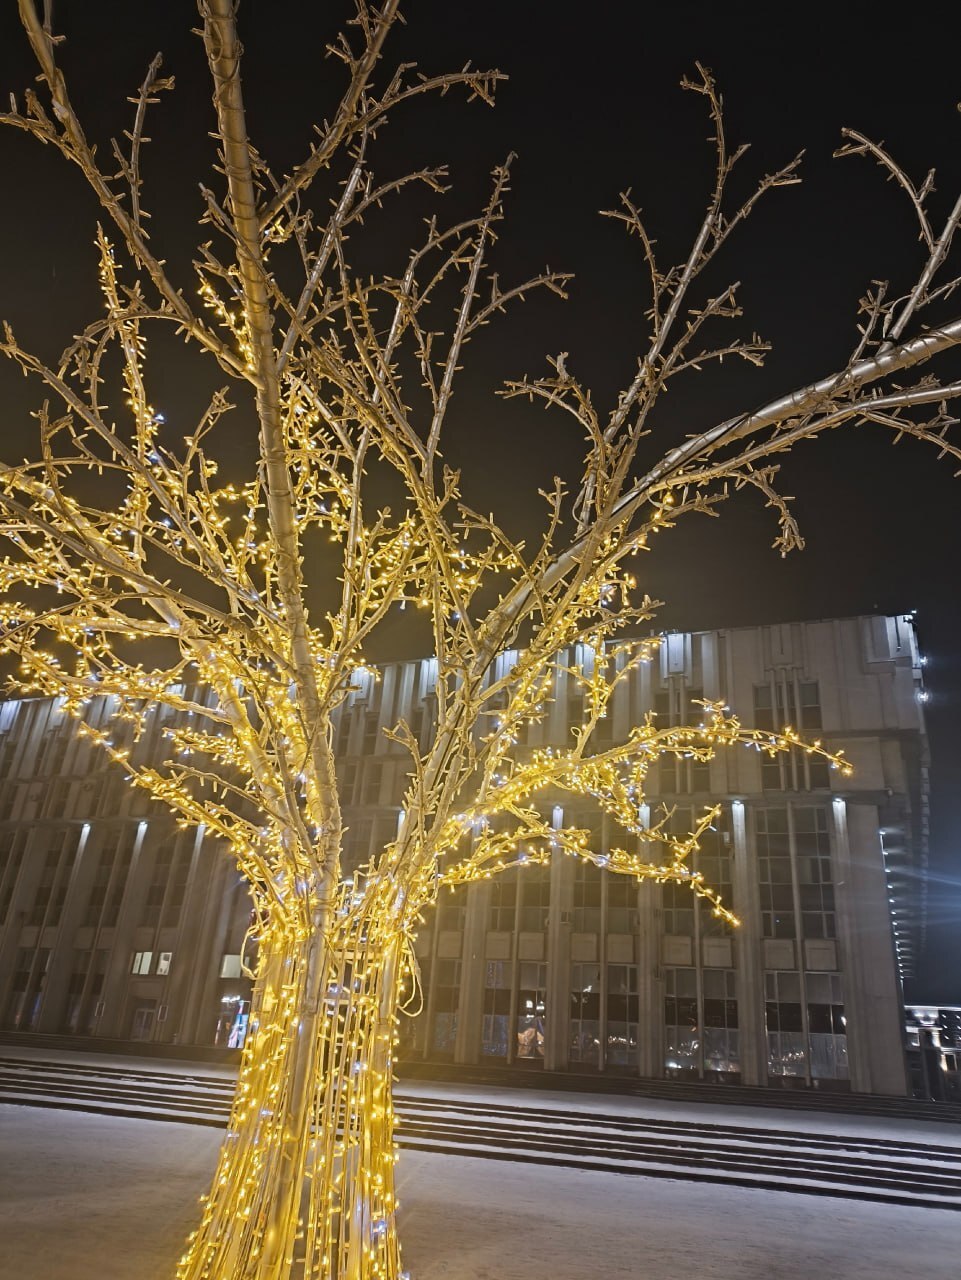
[2,2,960,1277]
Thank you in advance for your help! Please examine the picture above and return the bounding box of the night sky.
[0,2,958,999]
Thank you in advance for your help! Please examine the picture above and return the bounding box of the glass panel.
[482,1013,509,1057]
[703,1027,740,1073]
[605,1022,638,1067]
[432,1011,457,1053]
[768,1030,806,1076]
[516,961,546,1059]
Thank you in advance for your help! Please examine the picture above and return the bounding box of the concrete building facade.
[0,614,927,1095]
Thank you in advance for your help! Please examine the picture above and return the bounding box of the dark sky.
[0,2,959,1000]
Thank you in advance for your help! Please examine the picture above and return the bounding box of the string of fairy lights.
[0,367,851,1276]
[0,7,880,1273]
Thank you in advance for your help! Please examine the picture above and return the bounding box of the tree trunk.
[178,911,405,1280]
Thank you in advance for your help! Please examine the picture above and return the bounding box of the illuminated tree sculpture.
[2,2,961,1277]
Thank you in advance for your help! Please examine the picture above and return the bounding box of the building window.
[37,729,68,778]
[141,846,169,926]
[481,960,511,1057]
[161,849,190,928]
[654,684,709,793]
[662,879,696,936]
[606,963,639,1068]
[806,972,848,1079]
[488,870,517,932]
[569,962,601,1065]
[757,808,795,938]
[695,815,733,936]
[5,947,50,1030]
[0,832,25,924]
[518,865,550,933]
[62,949,91,1034]
[29,835,75,927]
[341,816,372,872]
[798,682,822,731]
[758,805,835,942]
[430,958,461,1053]
[606,870,637,935]
[765,970,848,1080]
[572,858,602,933]
[85,830,135,928]
[765,970,805,1077]
[157,952,172,976]
[131,951,153,975]
[663,808,734,936]
[0,782,16,822]
[702,968,739,1074]
[796,807,835,938]
[362,712,380,756]
[516,962,547,1059]
[337,761,358,807]
[361,759,383,806]
[436,899,465,931]
[331,709,349,757]
[105,829,136,926]
[406,700,426,750]
[220,954,243,979]
[755,680,828,790]
[664,967,698,1073]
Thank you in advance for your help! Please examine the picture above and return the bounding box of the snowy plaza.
[1,1085,959,1280]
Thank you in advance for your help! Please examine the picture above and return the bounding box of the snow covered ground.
[1,1101,957,1280]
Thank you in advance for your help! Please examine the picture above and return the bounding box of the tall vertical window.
[361,712,380,757]
[518,866,550,933]
[406,699,426,750]
[161,849,190,928]
[662,879,696,936]
[4,947,50,1030]
[488,870,517,932]
[693,813,732,936]
[141,846,171,926]
[662,806,695,934]
[341,816,372,871]
[606,870,636,935]
[86,843,113,926]
[796,807,835,938]
[37,728,68,778]
[606,963,639,1068]
[655,683,709,793]
[63,949,90,1033]
[702,969,739,1074]
[94,828,136,927]
[0,782,16,822]
[765,969,805,1076]
[360,759,383,805]
[572,859,602,933]
[661,805,730,934]
[755,679,829,790]
[516,962,547,1059]
[664,967,698,1073]
[0,730,18,777]
[481,960,510,1057]
[757,808,794,938]
[758,806,836,942]
[430,958,461,1053]
[664,966,738,1076]
[569,962,601,1065]
[435,897,465,932]
[29,832,74,927]
[0,831,25,924]
[806,972,848,1079]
